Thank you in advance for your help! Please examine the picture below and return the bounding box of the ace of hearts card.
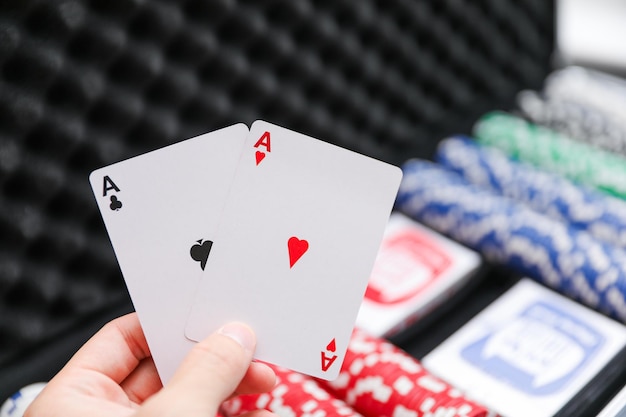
[185,121,402,380]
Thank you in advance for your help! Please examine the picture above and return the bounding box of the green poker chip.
[473,111,626,200]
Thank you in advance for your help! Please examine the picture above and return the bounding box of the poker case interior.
[2,0,600,413]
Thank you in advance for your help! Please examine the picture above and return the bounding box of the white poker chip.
[543,66,626,122]
[0,383,47,417]
[517,90,626,157]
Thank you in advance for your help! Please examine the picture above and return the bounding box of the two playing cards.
[89,121,402,382]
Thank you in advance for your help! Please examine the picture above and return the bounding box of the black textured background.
[0,0,554,401]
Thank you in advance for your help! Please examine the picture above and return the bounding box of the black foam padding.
[0,0,554,400]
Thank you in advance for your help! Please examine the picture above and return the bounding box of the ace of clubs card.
[89,124,248,383]
[185,121,402,380]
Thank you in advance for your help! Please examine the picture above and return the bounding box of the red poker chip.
[222,329,493,417]
[316,328,492,417]
[221,365,363,417]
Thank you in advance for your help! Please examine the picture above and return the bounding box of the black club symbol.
[109,195,122,211]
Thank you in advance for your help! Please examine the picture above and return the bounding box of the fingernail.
[219,322,255,351]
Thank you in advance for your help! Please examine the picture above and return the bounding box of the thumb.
[139,323,256,416]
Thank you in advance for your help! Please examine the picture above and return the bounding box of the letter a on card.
[254,131,271,166]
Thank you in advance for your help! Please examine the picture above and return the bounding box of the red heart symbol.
[255,151,265,165]
[326,338,336,352]
[288,236,308,268]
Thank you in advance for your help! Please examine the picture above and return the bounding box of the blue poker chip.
[395,159,626,323]
[435,136,626,248]
[0,383,46,417]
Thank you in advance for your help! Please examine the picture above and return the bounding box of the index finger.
[61,312,152,384]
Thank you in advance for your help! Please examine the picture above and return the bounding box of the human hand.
[25,313,276,417]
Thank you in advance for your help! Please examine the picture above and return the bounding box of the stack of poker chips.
[221,328,491,417]
[221,366,361,417]
[435,136,626,248]
[394,159,626,323]
[317,328,490,417]
[516,66,626,157]
[542,66,626,123]
[391,66,626,417]
[516,90,626,157]
[472,111,626,199]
